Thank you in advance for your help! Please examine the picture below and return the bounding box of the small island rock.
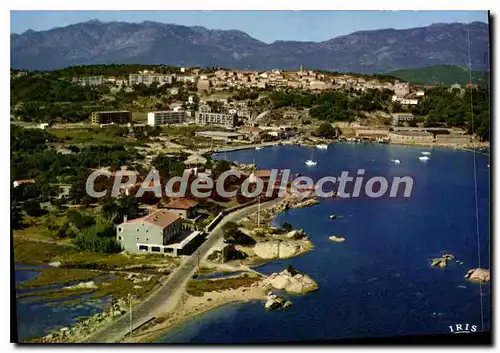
[329,236,345,243]
[464,268,490,283]
[262,268,319,294]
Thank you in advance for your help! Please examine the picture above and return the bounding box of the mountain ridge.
[11,20,490,73]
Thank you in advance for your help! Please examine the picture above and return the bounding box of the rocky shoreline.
[31,296,135,343]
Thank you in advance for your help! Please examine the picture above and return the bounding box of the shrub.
[280,222,293,232]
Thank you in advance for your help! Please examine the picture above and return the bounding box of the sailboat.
[305,149,317,166]
[316,144,328,150]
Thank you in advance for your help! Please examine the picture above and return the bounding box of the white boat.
[391,159,401,164]
[421,152,431,156]
[316,144,328,150]
[255,146,263,150]
[419,156,430,161]
[305,149,317,166]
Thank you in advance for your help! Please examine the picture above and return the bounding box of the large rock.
[63,281,98,290]
[430,253,456,268]
[285,229,308,240]
[328,236,345,243]
[465,268,490,283]
[254,240,311,259]
[279,243,301,258]
[254,242,280,259]
[264,291,289,310]
[262,269,319,294]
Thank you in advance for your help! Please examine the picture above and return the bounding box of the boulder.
[279,243,301,258]
[263,269,319,294]
[285,229,308,240]
[329,236,345,243]
[63,281,98,290]
[465,268,490,283]
[254,241,309,259]
[268,275,290,290]
[265,298,282,310]
[430,254,457,268]
[264,292,286,310]
[283,301,293,308]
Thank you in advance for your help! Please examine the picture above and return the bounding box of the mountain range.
[11,20,490,73]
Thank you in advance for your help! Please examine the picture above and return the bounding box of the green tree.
[213,160,232,178]
[315,123,336,138]
[280,222,293,232]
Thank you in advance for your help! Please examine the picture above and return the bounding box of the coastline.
[124,285,266,343]
[123,195,318,343]
[289,138,489,154]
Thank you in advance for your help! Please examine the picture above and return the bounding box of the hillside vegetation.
[389,65,489,87]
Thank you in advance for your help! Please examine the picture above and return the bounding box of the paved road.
[83,198,282,343]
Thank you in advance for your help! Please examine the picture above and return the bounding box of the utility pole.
[128,293,132,339]
[257,196,261,228]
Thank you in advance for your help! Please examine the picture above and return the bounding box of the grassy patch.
[17,273,162,304]
[186,274,260,297]
[17,287,97,303]
[60,252,178,271]
[17,268,97,289]
[13,238,76,265]
[49,128,138,146]
[195,266,218,276]
[89,276,160,300]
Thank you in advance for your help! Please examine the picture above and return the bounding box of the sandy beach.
[123,284,266,343]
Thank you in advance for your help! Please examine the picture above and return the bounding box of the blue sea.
[160,143,491,343]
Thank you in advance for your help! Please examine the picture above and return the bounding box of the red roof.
[165,198,199,210]
[125,209,182,228]
[14,179,35,184]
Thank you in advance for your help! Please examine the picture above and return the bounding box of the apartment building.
[147,110,186,126]
[72,76,104,86]
[116,210,184,254]
[129,73,174,86]
[393,81,410,97]
[91,110,132,125]
[195,105,237,128]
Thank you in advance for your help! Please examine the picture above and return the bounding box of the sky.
[10,10,489,43]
